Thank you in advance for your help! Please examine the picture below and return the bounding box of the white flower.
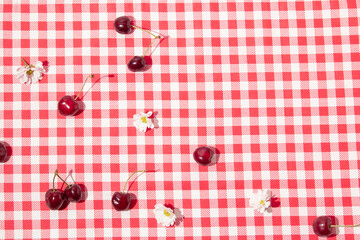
[153,204,176,227]
[16,60,46,84]
[133,111,154,132]
[249,189,271,213]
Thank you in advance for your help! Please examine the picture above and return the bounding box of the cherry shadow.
[60,169,88,203]
[127,16,136,34]
[142,56,153,72]
[271,196,280,208]
[42,60,50,73]
[71,95,86,116]
[163,203,184,227]
[127,169,158,192]
[149,36,168,57]
[0,141,12,163]
[81,74,115,100]
[128,193,138,210]
[207,146,221,166]
[150,111,159,129]
[328,216,339,237]
[77,184,88,203]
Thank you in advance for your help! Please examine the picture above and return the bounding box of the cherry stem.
[74,75,94,100]
[22,58,29,66]
[54,169,70,188]
[52,170,57,192]
[143,36,160,58]
[122,170,148,193]
[130,25,159,38]
[330,224,360,228]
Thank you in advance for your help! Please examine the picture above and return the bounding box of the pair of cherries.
[114,16,161,72]
[45,170,83,210]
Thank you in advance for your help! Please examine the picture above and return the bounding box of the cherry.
[312,215,360,237]
[127,56,147,72]
[112,170,148,211]
[193,146,214,166]
[64,184,83,203]
[313,216,333,237]
[127,34,160,72]
[58,95,80,116]
[45,170,66,210]
[0,142,7,163]
[57,75,93,116]
[114,16,132,34]
[45,189,66,210]
[54,170,83,203]
[112,192,131,211]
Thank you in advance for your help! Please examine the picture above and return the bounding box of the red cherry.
[312,216,333,237]
[0,142,8,163]
[193,146,214,166]
[64,184,83,203]
[58,95,80,116]
[127,56,147,72]
[45,189,65,210]
[112,192,131,211]
[114,16,132,34]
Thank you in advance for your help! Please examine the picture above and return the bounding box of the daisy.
[249,189,272,213]
[133,111,154,132]
[153,204,176,227]
[16,59,46,84]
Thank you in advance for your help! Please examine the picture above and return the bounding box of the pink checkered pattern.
[0,0,360,239]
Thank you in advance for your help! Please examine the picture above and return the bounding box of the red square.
[227,2,237,11]
[176,3,185,12]
[251,144,260,153]
[278,2,288,10]
[286,143,295,152]
[347,0,357,8]
[321,142,330,152]
[244,2,253,11]
[245,20,254,28]
[303,143,313,152]
[90,3,99,12]
[193,3,202,12]
[268,143,278,153]
[261,2,270,10]
[313,18,323,28]
[295,1,305,10]
[176,21,185,29]
[55,4,65,12]
[249,108,259,117]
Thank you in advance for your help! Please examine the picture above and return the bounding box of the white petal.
[146,111,153,117]
[148,123,155,129]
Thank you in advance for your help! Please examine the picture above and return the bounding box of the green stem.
[131,25,159,38]
[330,224,360,228]
[122,170,148,193]
[22,58,29,66]
[55,170,70,188]
[143,36,160,58]
[74,75,94,100]
[52,170,57,192]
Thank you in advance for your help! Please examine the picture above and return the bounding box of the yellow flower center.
[260,200,265,205]
[141,117,147,123]
[164,210,171,217]
[26,65,34,76]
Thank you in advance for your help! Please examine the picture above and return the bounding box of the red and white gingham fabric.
[0,1,360,239]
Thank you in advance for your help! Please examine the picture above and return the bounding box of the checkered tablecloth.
[1,1,360,239]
